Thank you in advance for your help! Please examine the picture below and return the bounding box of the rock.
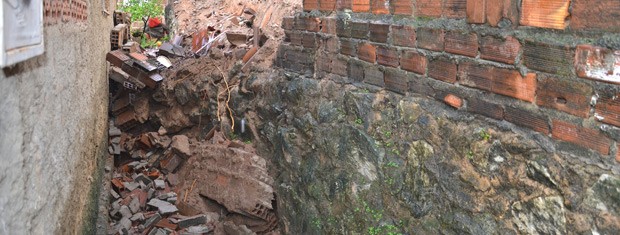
[512,196,566,235]
[130,213,145,221]
[119,217,132,231]
[144,213,162,228]
[148,198,178,215]
[110,125,122,137]
[166,173,180,186]
[158,126,167,135]
[155,106,192,133]
[111,189,120,199]
[123,182,140,191]
[158,192,176,200]
[583,174,620,214]
[134,173,153,186]
[119,205,133,219]
[148,188,155,199]
[160,155,182,173]
[171,135,191,158]
[154,179,166,189]
[223,221,255,235]
[183,225,211,234]
[129,197,141,213]
[175,82,191,105]
[166,197,177,204]
[177,214,207,228]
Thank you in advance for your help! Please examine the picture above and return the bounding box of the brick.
[321,0,337,11]
[287,31,302,46]
[364,65,384,87]
[376,46,399,67]
[358,43,376,63]
[296,16,321,32]
[444,0,467,18]
[552,120,612,155]
[617,144,620,163]
[400,50,427,74]
[321,17,337,34]
[282,17,295,30]
[520,0,569,29]
[416,0,442,18]
[331,56,349,76]
[409,77,435,97]
[349,59,365,82]
[505,107,550,134]
[384,68,409,94]
[301,33,317,48]
[337,0,352,10]
[392,0,413,15]
[468,98,504,119]
[369,23,390,43]
[428,58,457,83]
[571,0,620,32]
[595,97,620,127]
[107,50,131,67]
[480,36,520,64]
[523,41,573,75]
[444,94,464,108]
[336,19,352,37]
[340,39,358,56]
[417,28,444,52]
[536,77,593,118]
[303,0,319,11]
[486,0,519,27]
[466,0,486,23]
[574,45,620,85]
[350,21,369,39]
[372,0,390,14]
[391,25,416,48]
[322,36,340,53]
[445,31,479,57]
[352,0,370,12]
[459,62,537,102]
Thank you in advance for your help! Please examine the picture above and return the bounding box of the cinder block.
[445,31,479,57]
[552,120,612,155]
[536,77,593,118]
[505,107,550,135]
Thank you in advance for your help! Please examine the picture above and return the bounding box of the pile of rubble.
[104,7,281,235]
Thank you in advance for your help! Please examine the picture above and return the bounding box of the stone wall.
[0,1,111,233]
[265,0,620,233]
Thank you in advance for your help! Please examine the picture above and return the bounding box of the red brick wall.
[278,0,620,160]
[44,0,89,25]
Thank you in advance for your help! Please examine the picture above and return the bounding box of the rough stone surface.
[0,3,111,234]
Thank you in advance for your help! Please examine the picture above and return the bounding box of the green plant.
[118,0,164,40]
[386,161,399,168]
[384,130,392,138]
[467,150,474,160]
[244,140,252,144]
[140,37,158,48]
[355,118,363,125]
[479,130,491,141]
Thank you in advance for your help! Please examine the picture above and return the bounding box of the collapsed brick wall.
[276,0,620,164]
[43,0,89,25]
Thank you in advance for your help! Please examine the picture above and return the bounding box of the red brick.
[340,39,358,56]
[417,28,444,52]
[428,58,457,83]
[286,31,302,46]
[445,31,479,57]
[350,21,369,39]
[571,0,620,32]
[444,94,464,108]
[552,120,612,155]
[322,36,340,53]
[337,0,352,10]
[505,107,550,134]
[409,77,435,97]
[466,0,486,23]
[377,46,399,67]
[301,32,317,48]
[392,0,413,15]
[372,0,390,14]
[416,0,442,18]
[574,45,620,85]
[358,43,377,63]
[486,0,519,27]
[304,0,319,11]
[480,36,521,64]
[352,0,370,12]
[349,59,365,82]
[523,41,573,75]
[459,62,537,102]
[321,0,337,11]
[444,0,467,18]
[400,50,427,75]
[321,17,337,34]
[364,65,384,87]
[536,77,593,118]
[520,0,569,29]
[296,16,321,32]
[595,97,620,127]
[384,68,409,94]
[106,50,131,67]
[282,17,295,30]
[331,56,349,76]
[369,23,390,43]
[336,19,352,37]
[617,145,620,163]
[391,25,416,48]
[468,98,504,119]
